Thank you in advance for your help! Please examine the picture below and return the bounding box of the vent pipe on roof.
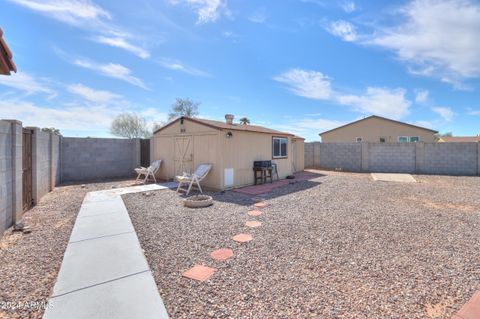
[225,114,234,125]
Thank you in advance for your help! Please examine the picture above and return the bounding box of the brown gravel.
[0,179,137,319]
[123,171,480,319]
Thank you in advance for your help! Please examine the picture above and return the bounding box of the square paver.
[182,265,216,281]
[456,291,480,319]
[232,234,253,243]
[245,221,262,228]
[210,248,234,261]
[248,210,263,217]
[371,173,416,183]
[69,211,134,243]
[44,271,169,319]
[52,232,149,297]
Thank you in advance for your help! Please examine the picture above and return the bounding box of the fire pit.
[183,195,213,208]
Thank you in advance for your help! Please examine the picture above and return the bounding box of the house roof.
[0,28,16,75]
[154,116,299,137]
[319,115,438,136]
[439,136,480,142]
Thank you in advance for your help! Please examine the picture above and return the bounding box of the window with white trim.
[398,136,409,143]
[356,137,363,143]
[409,136,419,142]
[273,137,288,158]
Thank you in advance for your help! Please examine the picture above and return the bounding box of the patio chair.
[135,160,162,184]
[176,163,212,195]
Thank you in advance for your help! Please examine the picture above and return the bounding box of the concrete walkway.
[43,184,170,319]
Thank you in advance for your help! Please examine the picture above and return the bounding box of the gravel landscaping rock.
[0,179,137,319]
[124,171,480,319]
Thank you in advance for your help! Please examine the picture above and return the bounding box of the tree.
[168,98,200,120]
[239,117,250,125]
[42,127,61,135]
[434,132,453,141]
[110,113,150,138]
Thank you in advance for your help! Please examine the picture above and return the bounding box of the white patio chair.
[176,163,212,195]
[135,160,162,184]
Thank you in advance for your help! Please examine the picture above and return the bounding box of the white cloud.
[249,8,267,24]
[0,71,56,97]
[6,0,111,26]
[274,68,411,119]
[341,1,356,13]
[273,69,332,100]
[170,0,229,24]
[273,117,345,141]
[326,20,357,41]
[92,36,150,59]
[67,83,122,103]
[368,0,480,85]
[73,59,148,89]
[338,87,410,119]
[156,58,210,77]
[414,89,429,104]
[7,0,149,59]
[432,106,454,121]
[467,109,480,116]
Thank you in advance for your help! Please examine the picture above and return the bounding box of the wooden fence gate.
[140,139,150,168]
[22,128,33,211]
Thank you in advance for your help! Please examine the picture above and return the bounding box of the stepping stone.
[254,202,267,208]
[210,248,234,261]
[248,210,263,217]
[182,265,216,282]
[232,234,253,243]
[455,291,480,319]
[245,221,262,228]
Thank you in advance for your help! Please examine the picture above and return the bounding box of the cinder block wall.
[305,142,480,176]
[61,137,141,182]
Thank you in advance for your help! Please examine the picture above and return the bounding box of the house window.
[379,137,386,143]
[409,136,419,142]
[398,136,409,143]
[356,137,363,143]
[273,137,288,158]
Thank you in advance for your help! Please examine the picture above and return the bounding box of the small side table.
[253,167,273,185]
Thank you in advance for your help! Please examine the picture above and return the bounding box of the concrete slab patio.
[43,183,170,319]
[371,173,417,183]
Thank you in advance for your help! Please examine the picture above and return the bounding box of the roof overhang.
[0,28,16,75]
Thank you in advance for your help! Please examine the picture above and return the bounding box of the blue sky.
[1,0,480,140]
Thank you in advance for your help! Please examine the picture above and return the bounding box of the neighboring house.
[152,115,305,190]
[438,136,480,142]
[319,115,438,143]
[0,28,16,75]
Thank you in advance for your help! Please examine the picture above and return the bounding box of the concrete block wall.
[61,137,141,182]
[0,120,23,234]
[305,142,480,176]
[368,143,416,173]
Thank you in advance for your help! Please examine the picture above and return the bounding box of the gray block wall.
[368,143,416,173]
[61,137,141,182]
[305,142,480,176]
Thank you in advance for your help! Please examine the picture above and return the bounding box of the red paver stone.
[210,248,234,261]
[455,291,480,319]
[248,210,263,216]
[232,233,253,243]
[254,202,267,208]
[245,220,262,228]
[182,265,216,281]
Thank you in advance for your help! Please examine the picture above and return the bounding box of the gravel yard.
[0,179,136,319]
[124,171,480,319]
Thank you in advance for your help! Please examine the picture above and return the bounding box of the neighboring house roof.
[439,136,480,142]
[319,115,438,136]
[154,116,299,137]
[0,28,16,75]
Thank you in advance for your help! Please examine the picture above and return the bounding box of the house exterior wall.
[153,119,304,190]
[305,141,480,176]
[320,117,436,143]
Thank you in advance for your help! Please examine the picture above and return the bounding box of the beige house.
[152,115,305,191]
[320,115,438,143]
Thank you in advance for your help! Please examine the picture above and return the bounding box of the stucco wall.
[61,137,141,182]
[305,142,480,176]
